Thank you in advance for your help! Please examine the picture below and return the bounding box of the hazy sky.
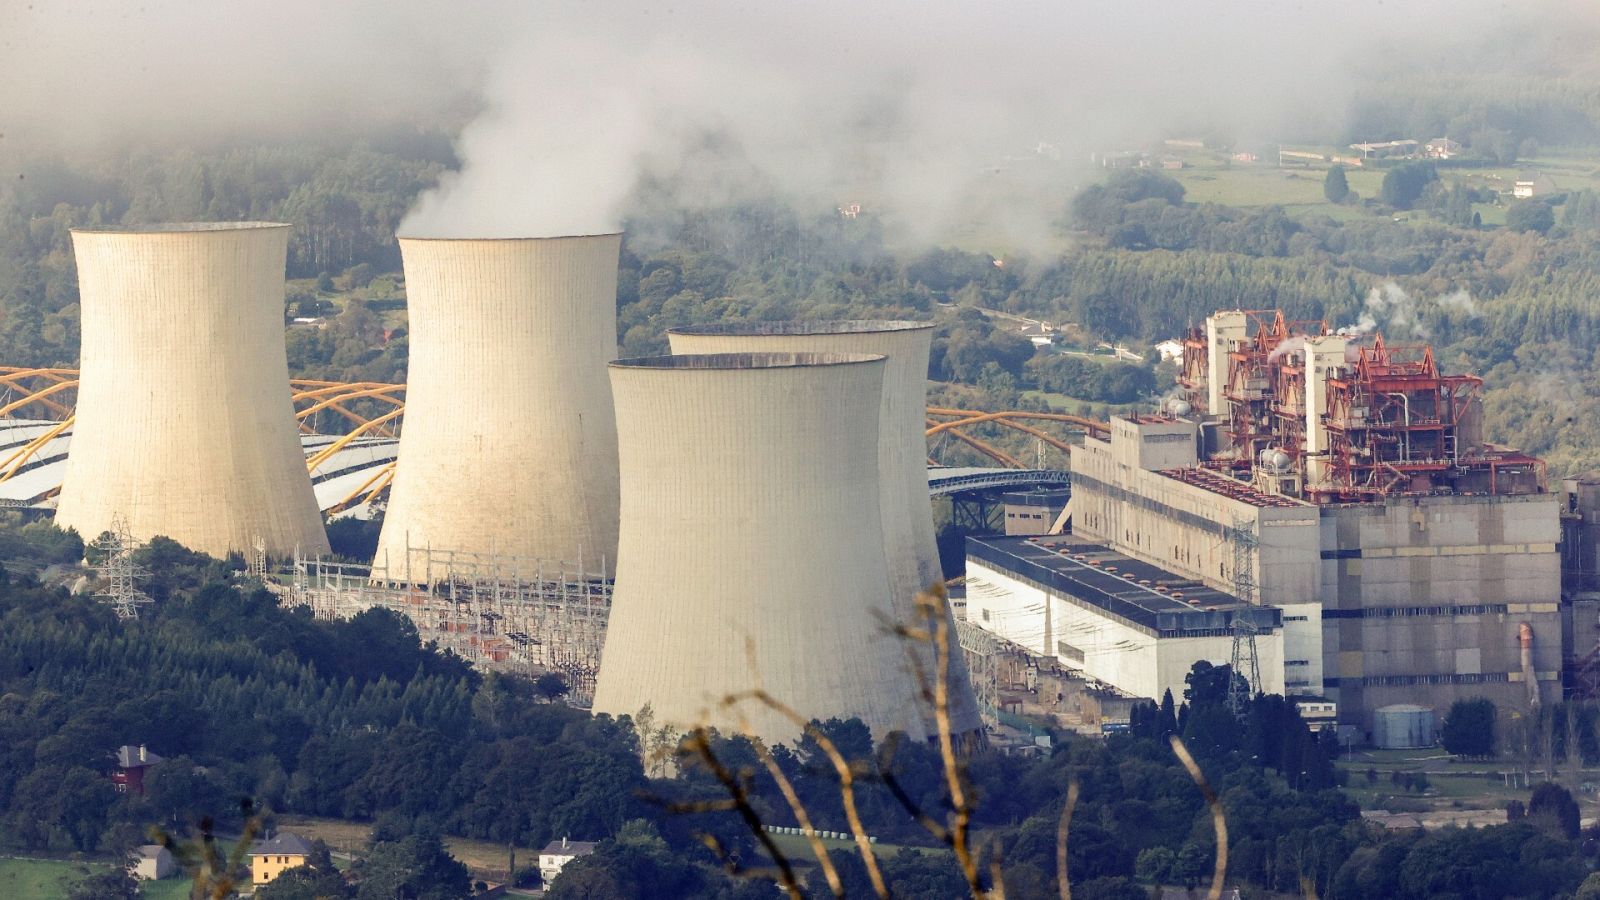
[0,0,1569,239]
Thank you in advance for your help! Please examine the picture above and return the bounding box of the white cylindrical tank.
[667,322,983,739]
[374,235,622,579]
[1373,704,1435,749]
[592,352,925,744]
[57,223,330,558]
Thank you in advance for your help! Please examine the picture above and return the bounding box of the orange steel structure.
[0,370,1093,505]
[1316,335,1542,500]
[1178,313,1546,502]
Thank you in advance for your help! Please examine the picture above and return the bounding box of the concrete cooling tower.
[374,234,622,580]
[667,321,982,740]
[592,352,926,745]
[57,223,330,558]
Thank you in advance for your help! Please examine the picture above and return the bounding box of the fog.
[0,0,1564,243]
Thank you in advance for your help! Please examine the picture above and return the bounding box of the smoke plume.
[0,0,1559,243]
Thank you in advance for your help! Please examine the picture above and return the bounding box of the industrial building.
[666,321,982,740]
[964,534,1285,702]
[55,223,329,558]
[985,308,1559,738]
[592,352,926,745]
[374,234,622,581]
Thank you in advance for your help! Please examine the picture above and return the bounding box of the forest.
[0,506,1590,898]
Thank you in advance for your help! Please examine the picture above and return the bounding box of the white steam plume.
[0,0,1554,242]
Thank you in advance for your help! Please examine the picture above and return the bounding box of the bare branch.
[729,703,846,897]
[682,727,805,900]
[726,689,888,899]
[1169,734,1228,900]
[1056,780,1080,900]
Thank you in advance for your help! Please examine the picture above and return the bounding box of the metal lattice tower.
[1227,620,1261,718]
[91,515,151,621]
[1225,517,1260,717]
[249,536,267,579]
[1228,517,1258,607]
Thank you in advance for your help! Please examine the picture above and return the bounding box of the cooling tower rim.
[71,221,289,235]
[611,351,886,371]
[667,319,934,337]
[395,231,624,242]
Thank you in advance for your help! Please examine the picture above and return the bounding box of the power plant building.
[375,235,622,579]
[56,223,329,558]
[964,534,1285,702]
[1002,309,1561,737]
[592,352,926,745]
[666,321,981,739]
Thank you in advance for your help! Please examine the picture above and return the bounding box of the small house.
[248,832,313,886]
[112,745,164,796]
[133,845,175,881]
[540,837,599,886]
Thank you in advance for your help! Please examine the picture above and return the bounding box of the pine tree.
[1323,166,1350,204]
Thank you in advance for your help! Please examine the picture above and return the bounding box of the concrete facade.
[593,352,927,745]
[57,224,329,558]
[666,321,981,738]
[1319,494,1562,726]
[375,235,622,578]
[1070,414,1562,732]
[1069,420,1323,606]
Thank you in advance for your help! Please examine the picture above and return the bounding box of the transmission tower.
[249,536,267,579]
[1225,518,1260,718]
[1228,517,1258,607]
[1227,620,1261,718]
[91,515,151,621]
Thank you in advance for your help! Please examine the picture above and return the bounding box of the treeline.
[0,528,646,861]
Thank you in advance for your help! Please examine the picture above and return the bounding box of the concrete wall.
[375,235,621,578]
[57,224,329,558]
[1319,494,1563,730]
[666,321,981,738]
[1070,434,1322,605]
[592,352,926,745]
[1278,602,1324,694]
[965,559,1285,702]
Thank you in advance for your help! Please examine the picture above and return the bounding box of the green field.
[1151,145,1600,225]
[0,858,191,900]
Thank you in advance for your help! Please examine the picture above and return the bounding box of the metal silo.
[56,223,329,558]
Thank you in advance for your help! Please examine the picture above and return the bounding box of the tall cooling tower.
[667,322,982,739]
[374,235,621,579]
[57,223,330,558]
[592,352,925,744]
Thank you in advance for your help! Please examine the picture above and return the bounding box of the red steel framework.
[1179,312,1546,503]
[1222,312,1326,468]
[1315,335,1543,501]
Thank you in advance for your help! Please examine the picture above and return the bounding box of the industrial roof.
[967,535,1281,635]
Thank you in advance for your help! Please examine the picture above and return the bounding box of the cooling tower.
[374,235,621,579]
[592,352,926,744]
[57,223,330,558]
[667,321,983,739]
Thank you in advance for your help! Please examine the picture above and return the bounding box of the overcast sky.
[0,0,1577,238]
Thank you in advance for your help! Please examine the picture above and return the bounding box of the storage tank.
[1373,704,1435,749]
[592,352,925,745]
[56,223,329,558]
[374,235,622,580]
[667,321,982,740]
